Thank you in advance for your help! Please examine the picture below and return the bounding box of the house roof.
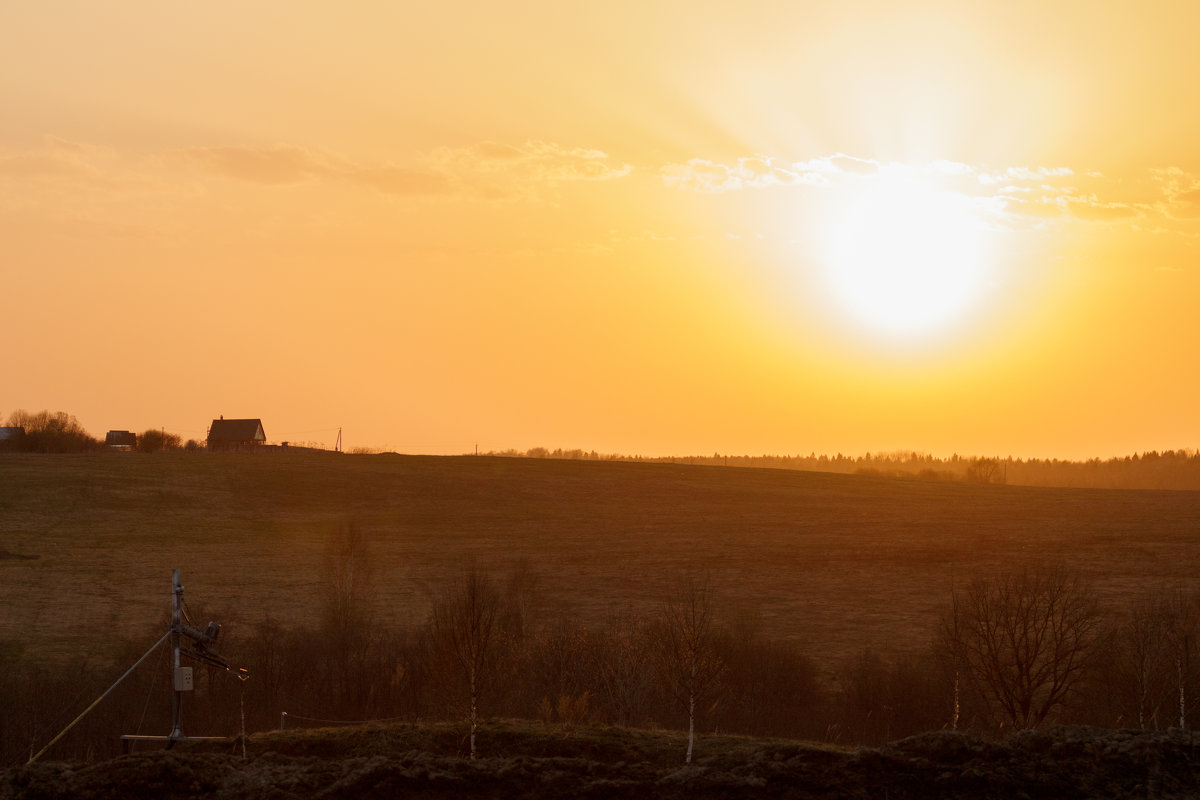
[208,418,266,442]
[0,427,25,440]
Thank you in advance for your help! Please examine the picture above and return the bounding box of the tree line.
[4,527,1199,767]
[483,447,1200,490]
[6,408,1196,490]
[0,410,199,453]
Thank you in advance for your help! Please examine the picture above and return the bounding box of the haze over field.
[3,2,1198,458]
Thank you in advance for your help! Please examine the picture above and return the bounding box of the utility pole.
[121,570,247,749]
[170,569,186,742]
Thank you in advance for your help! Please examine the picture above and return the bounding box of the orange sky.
[2,2,1198,459]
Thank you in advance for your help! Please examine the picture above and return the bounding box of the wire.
[281,713,410,726]
[28,630,171,763]
[133,644,167,741]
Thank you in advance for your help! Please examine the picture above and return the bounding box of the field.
[3,452,1200,671]
[6,720,1200,799]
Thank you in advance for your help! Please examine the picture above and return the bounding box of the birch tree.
[656,573,724,763]
[431,570,502,759]
[1164,588,1196,730]
[1113,593,1174,729]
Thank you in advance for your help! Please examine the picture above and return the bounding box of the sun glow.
[821,174,992,340]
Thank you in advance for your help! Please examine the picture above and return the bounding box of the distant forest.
[489,448,1200,491]
[3,409,1197,490]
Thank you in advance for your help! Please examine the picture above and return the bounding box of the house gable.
[207,418,267,448]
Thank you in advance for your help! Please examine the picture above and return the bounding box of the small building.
[207,418,266,451]
[105,430,137,450]
[0,426,26,451]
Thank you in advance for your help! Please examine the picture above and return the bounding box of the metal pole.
[27,631,171,763]
[170,568,183,744]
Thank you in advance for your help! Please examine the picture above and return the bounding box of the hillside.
[3,452,1199,668]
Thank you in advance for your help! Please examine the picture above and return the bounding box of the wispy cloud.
[178,139,629,199]
[0,136,111,181]
[346,166,452,195]
[181,144,332,184]
[1150,167,1200,218]
[977,165,1074,185]
[433,140,631,185]
[1063,197,1141,222]
[659,149,1174,231]
[661,156,828,193]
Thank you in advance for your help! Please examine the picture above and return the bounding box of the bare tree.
[965,457,1004,484]
[1110,592,1175,729]
[595,612,654,728]
[656,573,724,763]
[319,520,377,716]
[942,567,1100,729]
[4,409,98,452]
[431,570,502,759]
[1164,588,1197,730]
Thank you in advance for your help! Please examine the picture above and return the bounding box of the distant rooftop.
[207,418,266,444]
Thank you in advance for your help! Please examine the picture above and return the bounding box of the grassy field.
[2,452,1199,669]
[9,718,1200,799]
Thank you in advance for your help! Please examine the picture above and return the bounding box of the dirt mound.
[4,726,1198,799]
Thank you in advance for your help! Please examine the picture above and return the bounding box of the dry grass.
[9,720,1200,799]
[2,452,1199,670]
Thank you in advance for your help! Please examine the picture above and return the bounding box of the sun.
[820,173,992,340]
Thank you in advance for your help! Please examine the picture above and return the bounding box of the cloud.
[0,135,110,180]
[435,140,631,184]
[1158,173,1200,217]
[999,196,1067,219]
[978,166,1075,185]
[661,156,827,193]
[347,166,451,195]
[997,190,1142,222]
[825,154,880,175]
[178,139,629,200]
[927,160,976,176]
[997,189,1142,223]
[1065,197,1140,222]
[180,144,333,184]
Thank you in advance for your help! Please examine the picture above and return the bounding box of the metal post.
[170,568,184,744]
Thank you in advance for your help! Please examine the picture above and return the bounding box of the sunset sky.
[3,2,1198,459]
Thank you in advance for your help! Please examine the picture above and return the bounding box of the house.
[207,417,267,451]
[0,426,26,451]
[105,430,137,450]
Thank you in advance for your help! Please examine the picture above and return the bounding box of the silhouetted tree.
[318,520,380,716]
[1113,592,1176,729]
[656,573,724,763]
[431,570,503,759]
[715,621,823,739]
[5,410,98,452]
[966,457,1003,484]
[942,567,1100,729]
[594,612,655,728]
[137,429,182,453]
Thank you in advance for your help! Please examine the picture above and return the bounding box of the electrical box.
[174,667,194,692]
